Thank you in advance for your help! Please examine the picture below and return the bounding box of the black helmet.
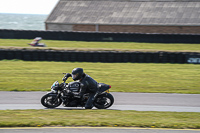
[72,68,84,80]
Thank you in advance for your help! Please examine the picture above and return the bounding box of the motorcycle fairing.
[98,83,110,93]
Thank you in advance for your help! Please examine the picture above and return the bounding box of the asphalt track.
[0,91,200,112]
[1,127,200,133]
[1,92,200,133]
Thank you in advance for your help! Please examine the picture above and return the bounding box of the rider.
[65,68,99,109]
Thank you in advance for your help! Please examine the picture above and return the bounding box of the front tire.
[41,94,62,108]
[94,93,114,109]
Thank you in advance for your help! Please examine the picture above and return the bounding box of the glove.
[65,73,72,78]
[62,73,72,81]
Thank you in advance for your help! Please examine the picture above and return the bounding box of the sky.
[0,0,59,15]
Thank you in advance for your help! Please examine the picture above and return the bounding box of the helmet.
[71,68,84,80]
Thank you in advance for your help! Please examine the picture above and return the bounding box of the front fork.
[48,92,60,102]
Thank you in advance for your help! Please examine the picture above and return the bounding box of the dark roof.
[46,0,200,26]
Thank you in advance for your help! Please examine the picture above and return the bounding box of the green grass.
[0,39,200,52]
[0,39,200,129]
[0,110,199,129]
[0,60,200,93]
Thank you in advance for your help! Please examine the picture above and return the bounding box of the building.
[45,0,200,34]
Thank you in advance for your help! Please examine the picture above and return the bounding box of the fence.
[1,49,200,64]
[0,29,200,43]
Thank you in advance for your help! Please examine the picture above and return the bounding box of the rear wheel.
[94,93,114,109]
[41,94,62,108]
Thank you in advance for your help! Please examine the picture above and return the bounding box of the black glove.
[62,73,72,81]
[65,73,72,78]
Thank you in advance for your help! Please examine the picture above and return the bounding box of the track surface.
[1,127,200,133]
[0,91,200,112]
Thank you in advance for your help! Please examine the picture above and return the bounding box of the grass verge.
[0,60,200,93]
[0,110,199,129]
[0,39,200,52]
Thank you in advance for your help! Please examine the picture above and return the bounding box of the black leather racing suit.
[79,74,98,109]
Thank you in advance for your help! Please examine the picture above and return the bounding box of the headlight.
[51,81,59,91]
[51,81,59,88]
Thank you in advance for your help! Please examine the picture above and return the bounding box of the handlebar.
[62,76,68,82]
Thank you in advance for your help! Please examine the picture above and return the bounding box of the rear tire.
[41,94,62,108]
[94,93,114,109]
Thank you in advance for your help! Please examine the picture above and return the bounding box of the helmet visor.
[72,74,77,80]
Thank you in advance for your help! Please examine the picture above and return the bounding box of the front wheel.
[94,93,114,109]
[41,94,62,108]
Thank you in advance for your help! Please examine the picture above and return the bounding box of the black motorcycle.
[41,73,114,109]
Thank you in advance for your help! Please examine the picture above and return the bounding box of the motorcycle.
[41,73,114,109]
[28,37,46,47]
